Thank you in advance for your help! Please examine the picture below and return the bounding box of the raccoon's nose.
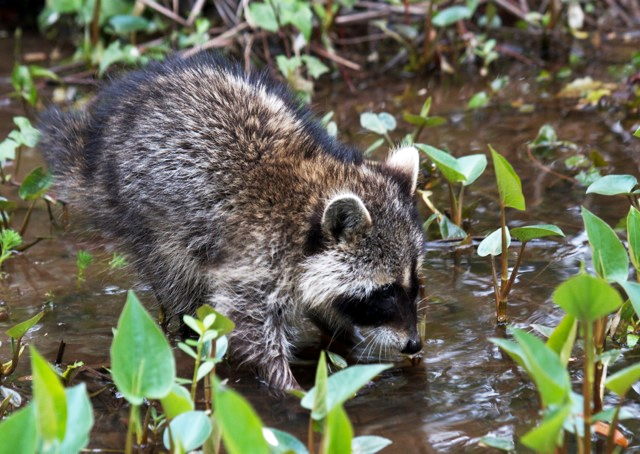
[402,338,422,355]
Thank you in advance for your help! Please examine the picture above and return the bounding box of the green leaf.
[59,384,93,453]
[432,6,472,27]
[532,124,558,146]
[98,41,141,76]
[280,2,313,41]
[490,337,526,369]
[490,146,525,210]
[477,227,510,257]
[322,405,352,454]
[301,364,391,419]
[352,435,392,453]
[5,310,44,339]
[628,206,640,271]
[301,56,329,79]
[196,305,235,336]
[581,207,628,282]
[415,144,466,184]
[28,65,59,83]
[467,91,490,109]
[108,14,152,34]
[377,112,397,132]
[13,116,41,147]
[553,273,623,322]
[0,139,18,166]
[263,428,308,454]
[360,112,389,135]
[510,224,565,242]
[478,435,515,451]
[438,215,467,240]
[546,314,577,366]
[619,281,640,319]
[511,329,571,408]
[214,380,269,454]
[18,167,53,201]
[457,154,487,186]
[586,174,638,196]
[521,403,571,453]
[110,291,175,405]
[0,405,37,454]
[634,126,640,138]
[606,363,640,397]
[276,55,302,79]
[163,411,212,452]
[311,351,329,420]
[31,347,67,443]
[248,2,279,32]
[326,350,348,370]
[160,384,194,419]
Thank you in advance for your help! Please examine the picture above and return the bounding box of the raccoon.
[39,54,424,389]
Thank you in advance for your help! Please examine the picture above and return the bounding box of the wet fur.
[39,54,424,389]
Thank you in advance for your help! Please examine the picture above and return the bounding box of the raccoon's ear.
[322,194,372,242]
[386,146,419,194]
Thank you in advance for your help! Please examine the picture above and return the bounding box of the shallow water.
[1,33,640,452]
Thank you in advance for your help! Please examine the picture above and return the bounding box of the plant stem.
[497,202,508,324]
[141,405,152,446]
[456,185,464,227]
[489,256,500,317]
[582,319,593,454]
[91,0,101,47]
[14,145,22,179]
[448,183,458,225]
[191,340,204,403]
[593,317,607,414]
[308,416,315,454]
[19,199,36,236]
[605,401,622,454]
[503,241,527,298]
[125,404,138,454]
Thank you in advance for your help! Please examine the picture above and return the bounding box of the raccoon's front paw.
[258,360,300,391]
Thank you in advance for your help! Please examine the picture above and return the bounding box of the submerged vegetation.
[1,0,640,452]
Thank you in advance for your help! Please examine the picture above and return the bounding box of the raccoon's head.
[300,146,424,358]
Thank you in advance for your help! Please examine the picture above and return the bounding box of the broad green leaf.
[467,91,489,109]
[263,428,308,454]
[490,146,525,210]
[619,281,640,319]
[432,6,472,27]
[586,174,638,196]
[322,405,352,454]
[477,227,510,257]
[512,329,571,407]
[521,403,571,453]
[28,66,59,83]
[458,154,487,186]
[108,14,152,34]
[490,337,526,369]
[196,361,215,381]
[163,411,212,452]
[327,351,348,370]
[302,364,391,418]
[415,144,466,183]
[438,215,467,240]
[628,206,640,271]
[196,305,235,336]
[360,112,388,135]
[553,273,623,322]
[280,2,313,41]
[510,224,565,242]
[276,55,301,78]
[19,167,53,201]
[160,384,194,419]
[59,384,93,453]
[546,314,577,366]
[98,41,140,76]
[13,116,41,147]
[478,435,515,451]
[352,435,392,453]
[311,351,329,420]
[110,291,175,405]
[0,404,37,454]
[0,138,18,166]
[581,207,628,282]
[31,347,67,443]
[377,112,397,132]
[214,381,269,454]
[5,310,44,339]
[606,363,640,397]
[248,2,279,32]
[301,55,329,79]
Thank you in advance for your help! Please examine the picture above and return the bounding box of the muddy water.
[1,34,640,452]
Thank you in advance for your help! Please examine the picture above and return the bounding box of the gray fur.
[39,54,424,389]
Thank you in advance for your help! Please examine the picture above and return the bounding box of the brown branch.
[181,22,251,58]
[138,0,188,26]
[310,43,361,71]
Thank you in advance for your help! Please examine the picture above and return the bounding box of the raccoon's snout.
[401,337,422,355]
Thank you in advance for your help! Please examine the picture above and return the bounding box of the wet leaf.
[263,427,308,454]
[214,380,269,454]
[160,384,194,419]
[521,403,571,453]
[582,207,628,282]
[553,273,623,322]
[0,404,37,454]
[510,224,565,242]
[415,144,465,184]
[163,410,211,452]
[31,347,67,443]
[322,405,352,454]
[467,91,489,109]
[352,435,392,453]
[110,291,175,405]
[490,146,525,210]
[606,363,640,397]
[5,310,43,339]
[477,227,510,257]
[628,207,640,271]
[586,175,638,196]
[19,167,53,201]
[248,2,279,32]
[458,154,487,186]
[432,6,472,27]
[59,384,93,453]
[478,435,515,451]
